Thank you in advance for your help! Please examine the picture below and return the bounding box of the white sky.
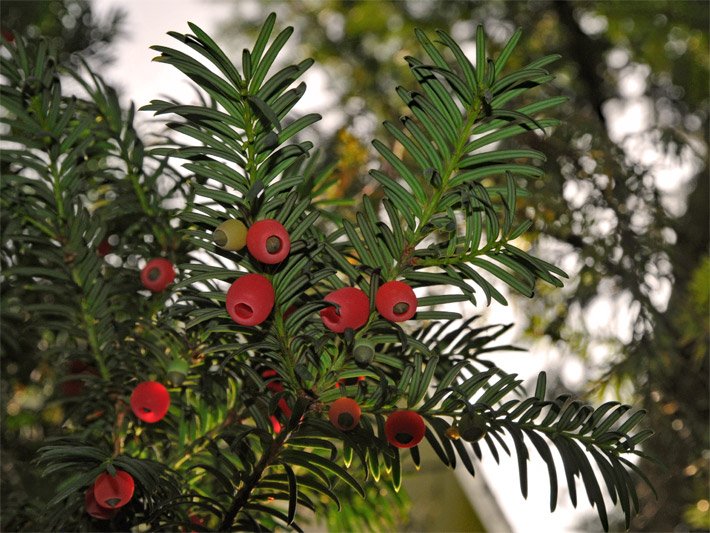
[92,0,233,110]
[87,1,679,531]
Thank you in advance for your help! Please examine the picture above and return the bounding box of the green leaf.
[423,426,451,467]
[592,405,631,438]
[283,463,298,525]
[47,465,105,507]
[280,449,365,498]
[451,163,544,187]
[534,372,547,400]
[186,23,243,87]
[502,421,529,498]
[390,447,402,492]
[553,436,579,508]
[470,257,533,297]
[475,25,486,86]
[247,95,282,132]
[434,29,478,93]
[567,440,609,530]
[342,218,375,266]
[250,12,276,68]
[372,139,426,203]
[493,28,522,78]
[527,430,558,511]
[615,410,646,436]
[369,170,420,227]
[250,26,294,91]
[452,436,476,477]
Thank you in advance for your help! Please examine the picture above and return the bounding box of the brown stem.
[219,429,288,530]
[113,400,127,456]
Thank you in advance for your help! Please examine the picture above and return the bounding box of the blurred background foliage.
[1,0,707,531]
[0,0,123,63]
[0,0,126,527]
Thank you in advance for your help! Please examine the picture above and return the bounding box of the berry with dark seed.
[84,486,118,519]
[213,219,248,251]
[97,238,113,257]
[246,219,290,264]
[130,381,171,423]
[93,470,134,509]
[375,280,417,322]
[384,410,426,448]
[140,258,175,293]
[328,397,361,431]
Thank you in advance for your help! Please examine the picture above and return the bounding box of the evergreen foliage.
[1,14,655,531]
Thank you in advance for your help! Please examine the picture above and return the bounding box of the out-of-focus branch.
[553,0,612,127]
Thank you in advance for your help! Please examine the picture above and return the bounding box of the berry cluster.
[88,238,179,520]
[208,217,440,449]
[211,217,432,443]
[82,380,172,519]
[215,218,289,326]
[86,216,482,521]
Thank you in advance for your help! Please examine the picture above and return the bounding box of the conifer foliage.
[1,14,655,531]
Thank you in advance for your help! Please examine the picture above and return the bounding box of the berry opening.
[395,432,414,444]
[265,236,283,253]
[322,306,341,324]
[392,302,410,315]
[141,407,152,413]
[212,229,228,247]
[147,267,161,281]
[105,497,121,508]
[234,303,254,319]
[338,412,355,428]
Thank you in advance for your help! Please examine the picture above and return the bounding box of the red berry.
[97,238,113,257]
[189,514,206,532]
[320,287,370,333]
[84,485,118,519]
[2,30,14,43]
[130,381,171,423]
[282,304,297,320]
[261,369,283,392]
[61,379,84,397]
[93,470,134,509]
[246,219,291,264]
[278,398,292,419]
[385,410,426,448]
[375,281,417,322]
[269,415,282,434]
[261,370,292,418]
[329,397,361,431]
[140,258,175,292]
[61,360,98,397]
[226,273,274,326]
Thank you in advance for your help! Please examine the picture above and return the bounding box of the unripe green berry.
[352,340,375,365]
[167,358,189,386]
[458,412,487,442]
[213,219,248,251]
